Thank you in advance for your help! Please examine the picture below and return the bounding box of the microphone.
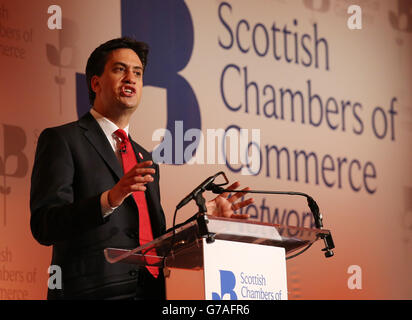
[118,142,127,153]
[209,184,335,258]
[176,172,226,210]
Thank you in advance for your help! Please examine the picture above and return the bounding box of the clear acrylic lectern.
[104,214,331,299]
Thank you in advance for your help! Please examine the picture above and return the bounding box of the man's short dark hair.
[85,37,149,105]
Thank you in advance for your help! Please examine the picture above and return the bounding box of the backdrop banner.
[0,0,411,299]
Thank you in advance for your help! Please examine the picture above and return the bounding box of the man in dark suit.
[30,37,252,300]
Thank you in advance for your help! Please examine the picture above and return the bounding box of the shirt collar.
[90,108,130,138]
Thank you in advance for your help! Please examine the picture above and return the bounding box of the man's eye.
[114,67,125,72]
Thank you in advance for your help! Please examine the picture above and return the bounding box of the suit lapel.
[78,112,124,180]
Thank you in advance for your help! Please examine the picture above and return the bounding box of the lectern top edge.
[104,214,331,266]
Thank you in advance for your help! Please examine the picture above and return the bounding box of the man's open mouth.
[120,86,136,96]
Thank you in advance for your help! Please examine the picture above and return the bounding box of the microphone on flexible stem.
[176,171,228,210]
[209,184,335,258]
[170,172,229,249]
[305,196,335,258]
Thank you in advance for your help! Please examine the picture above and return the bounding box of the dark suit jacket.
[30,112,166,299]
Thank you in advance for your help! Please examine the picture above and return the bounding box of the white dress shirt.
[89,108,129,218]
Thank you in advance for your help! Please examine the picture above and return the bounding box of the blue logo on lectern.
[212,270,238,300]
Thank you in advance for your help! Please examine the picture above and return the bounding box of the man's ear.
[91,75,100,94]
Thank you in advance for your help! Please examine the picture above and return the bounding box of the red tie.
[114,129,159,278]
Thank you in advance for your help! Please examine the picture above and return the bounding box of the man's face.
[92,48,143,114]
